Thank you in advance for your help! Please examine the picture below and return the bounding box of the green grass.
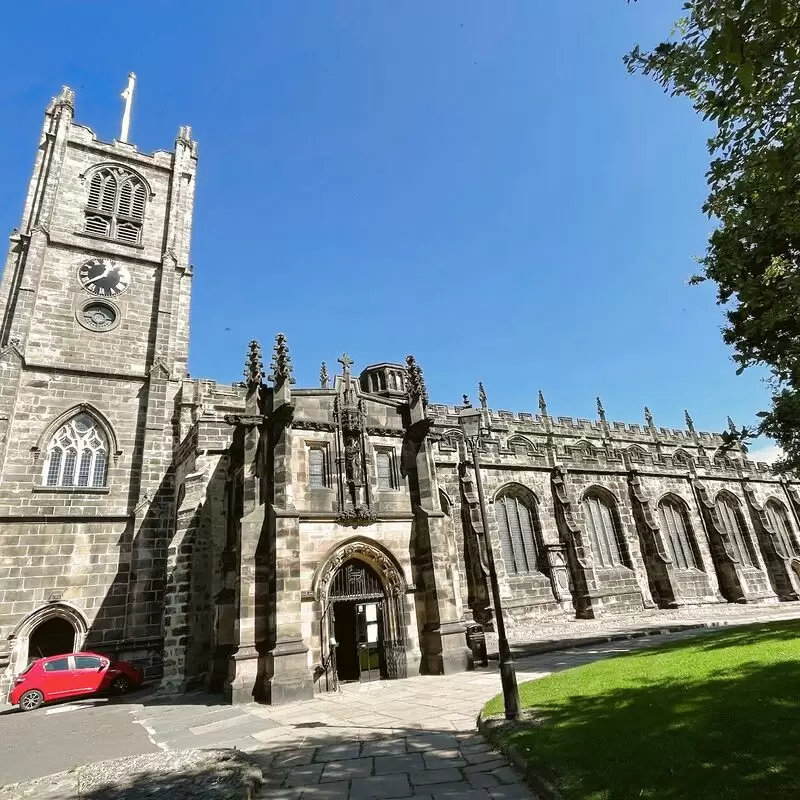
[483,621,800,800]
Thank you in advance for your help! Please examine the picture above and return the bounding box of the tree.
[624,0,800,471]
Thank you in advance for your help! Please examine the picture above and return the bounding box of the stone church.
[1,86,800,705]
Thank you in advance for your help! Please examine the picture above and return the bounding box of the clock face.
[78,258,131,297]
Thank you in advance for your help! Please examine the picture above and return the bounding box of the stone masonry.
[2,85,800,706]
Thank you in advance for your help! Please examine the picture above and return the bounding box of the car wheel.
[111,676,131,694]
[19,690,44,712]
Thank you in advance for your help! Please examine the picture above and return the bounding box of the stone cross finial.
[320,362,330,389]
[478,382,487,409]
[684,410,696,434]
[404,355,429,407]
[644,406,654,427]
[243,340,264,389]
[596,396,606,422]
[338,353,354,381]
[538,390,548,416]
[268,333,296,385]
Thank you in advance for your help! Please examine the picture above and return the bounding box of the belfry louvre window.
[658,498,699,570]
[42,413,108,488]
[308,447,327,488]
[581,492,626,568]
[765,500,799,558]
[84,167,147,245]
[715,494,758,568]
[495,493,541,574]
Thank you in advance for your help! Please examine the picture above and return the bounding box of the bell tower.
[0,82,198,692]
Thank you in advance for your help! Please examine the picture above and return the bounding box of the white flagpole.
[120,72,136,143]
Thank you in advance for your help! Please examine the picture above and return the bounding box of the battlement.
[427,403,726,445]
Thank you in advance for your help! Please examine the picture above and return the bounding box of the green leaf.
[737,62,755,91]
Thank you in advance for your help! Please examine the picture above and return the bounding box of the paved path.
[133,627,725,799]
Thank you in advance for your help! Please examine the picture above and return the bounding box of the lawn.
[483,621,800,800]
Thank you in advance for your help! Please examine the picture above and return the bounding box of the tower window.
[84,167,147,246]
[41,413,108,488]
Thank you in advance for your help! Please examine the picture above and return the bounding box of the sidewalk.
[497,601,800,657]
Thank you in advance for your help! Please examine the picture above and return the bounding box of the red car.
[10,652,143,712]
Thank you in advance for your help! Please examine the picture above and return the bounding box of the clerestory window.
[84,166,147,246]
[42,413,108,488]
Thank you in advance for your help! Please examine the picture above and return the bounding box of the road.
[0,694,157,786]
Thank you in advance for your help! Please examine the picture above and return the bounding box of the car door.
[41,656,78,699]
[72,655,108,695]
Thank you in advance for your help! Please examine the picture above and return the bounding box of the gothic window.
[494,490,542,574]
[765,500,798,558]
[581,490,627,568]
[84,166,147,246]
[715,493,758,568]
[658,497,699,570]
[42,413,108,488]
[308,446,327,488]
[375,448,398,490]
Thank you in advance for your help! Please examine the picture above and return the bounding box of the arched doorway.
[28,617,75,662]
[318,546,409,687]
[329,560,386,683]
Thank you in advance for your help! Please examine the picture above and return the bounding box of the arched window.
[84,166,147,245]
[42,413,108,488]
[765,500,798,558]
[658,497,699,570]
[582,491,627,568]
[308,447,326,488]
[494,491,542,574]
[715,493,758,568]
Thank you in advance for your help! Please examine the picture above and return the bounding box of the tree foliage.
[625,0,800,471]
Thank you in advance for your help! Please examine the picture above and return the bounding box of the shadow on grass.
[501,651,800,799]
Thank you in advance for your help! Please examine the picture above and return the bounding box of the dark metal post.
[468,436,521,721]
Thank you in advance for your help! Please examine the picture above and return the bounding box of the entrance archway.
[329,560,385,683]
[28,617,75,662]
[316,540,409,688]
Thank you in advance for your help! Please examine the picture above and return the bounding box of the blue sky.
[0,1,776,450]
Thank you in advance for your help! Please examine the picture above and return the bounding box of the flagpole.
[120,72,136,143]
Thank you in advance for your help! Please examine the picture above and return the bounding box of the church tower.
[0,83,198,694]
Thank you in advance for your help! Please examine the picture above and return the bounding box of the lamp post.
[458,405,520,721]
